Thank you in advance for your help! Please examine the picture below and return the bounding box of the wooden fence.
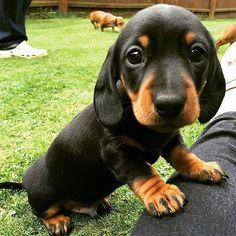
[30,0,236,18]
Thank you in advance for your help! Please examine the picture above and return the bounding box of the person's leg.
[0,0,31,49]
[0,0,47,58]
[214,42,236,116]
[132,44,236,236]
[132,112,236,236]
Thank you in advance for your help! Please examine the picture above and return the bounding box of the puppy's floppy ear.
[198,56,225,123]
[94,45,123,127]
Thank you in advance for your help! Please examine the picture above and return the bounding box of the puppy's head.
[94,4,225,132]
[115,17,125,30]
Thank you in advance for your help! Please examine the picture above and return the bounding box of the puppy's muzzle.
[154,94,185,119]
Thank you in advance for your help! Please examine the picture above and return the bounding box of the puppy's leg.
[91,20,97,30]
[163,134,226,182]
[28,198,71,235]
[98,24,104,32]
[63,198,111,217]
[111,22,117,32]
[215,38,224,50]
[96,198,112,216]
[23,157,72,235]
[101,139,186,216]
[167,146,226,182]
[42,204,71,236]
[42,198,111,235]
[215,26,236,49]
[131,164,187,216]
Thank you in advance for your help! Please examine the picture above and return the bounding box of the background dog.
[89,10,125,32]
[216,24,236,49]
[0,4,226,236]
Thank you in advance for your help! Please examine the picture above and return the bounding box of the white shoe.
[0,41,48,58]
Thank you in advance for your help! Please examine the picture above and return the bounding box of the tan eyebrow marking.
[185,32,196,45]
[138,35,150,48]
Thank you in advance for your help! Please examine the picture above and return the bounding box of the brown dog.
[216,24,236,49]
[89,10,125,32]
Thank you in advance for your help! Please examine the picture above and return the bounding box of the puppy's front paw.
[185,161,227,183]
[132,176,187,217]
[145,184,187,216]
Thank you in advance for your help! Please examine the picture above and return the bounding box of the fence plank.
[30,0,236,18]
[59,0,68,15]
[209,0,217,18]
[30,0,58,7]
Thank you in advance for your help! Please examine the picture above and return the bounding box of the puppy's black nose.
[154,95,185,119]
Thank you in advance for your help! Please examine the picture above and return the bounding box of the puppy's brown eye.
[189,46,205,63]
[126,47,144,65]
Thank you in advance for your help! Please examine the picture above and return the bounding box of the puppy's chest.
[123,125,175,164]
[137,132,172,150]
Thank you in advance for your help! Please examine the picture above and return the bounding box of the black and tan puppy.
[0,4,226,236]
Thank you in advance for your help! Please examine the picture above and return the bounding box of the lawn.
[0,13,233,236]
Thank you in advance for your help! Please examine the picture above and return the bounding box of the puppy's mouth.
[149,123,180,134]
[148,115,195,133]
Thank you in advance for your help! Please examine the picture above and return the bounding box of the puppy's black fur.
[1,4,226,235]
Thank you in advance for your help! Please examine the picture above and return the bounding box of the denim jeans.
[132,112,236,236]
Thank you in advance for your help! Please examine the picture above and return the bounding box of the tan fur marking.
[139,35,150,48]
[43,204,60,219]
[178,73,200,125]
[43,214,70,226]
[185,32,196,45]
[128,72,158,126]
[133,175,164,199]
[131,165,185,216]
[132,169,165,201]
[168,146,225,182]
[43,214,70,235]
[168,146,202,174]
[120,73,127,89]
[121,72,199,131]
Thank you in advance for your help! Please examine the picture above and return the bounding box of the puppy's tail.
[0,182,23,191]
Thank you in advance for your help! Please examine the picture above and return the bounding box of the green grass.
[0,15,233,235]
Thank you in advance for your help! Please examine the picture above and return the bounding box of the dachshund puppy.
[0,4,226,236]
[216,24,236,49]
[89,10,125,32]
